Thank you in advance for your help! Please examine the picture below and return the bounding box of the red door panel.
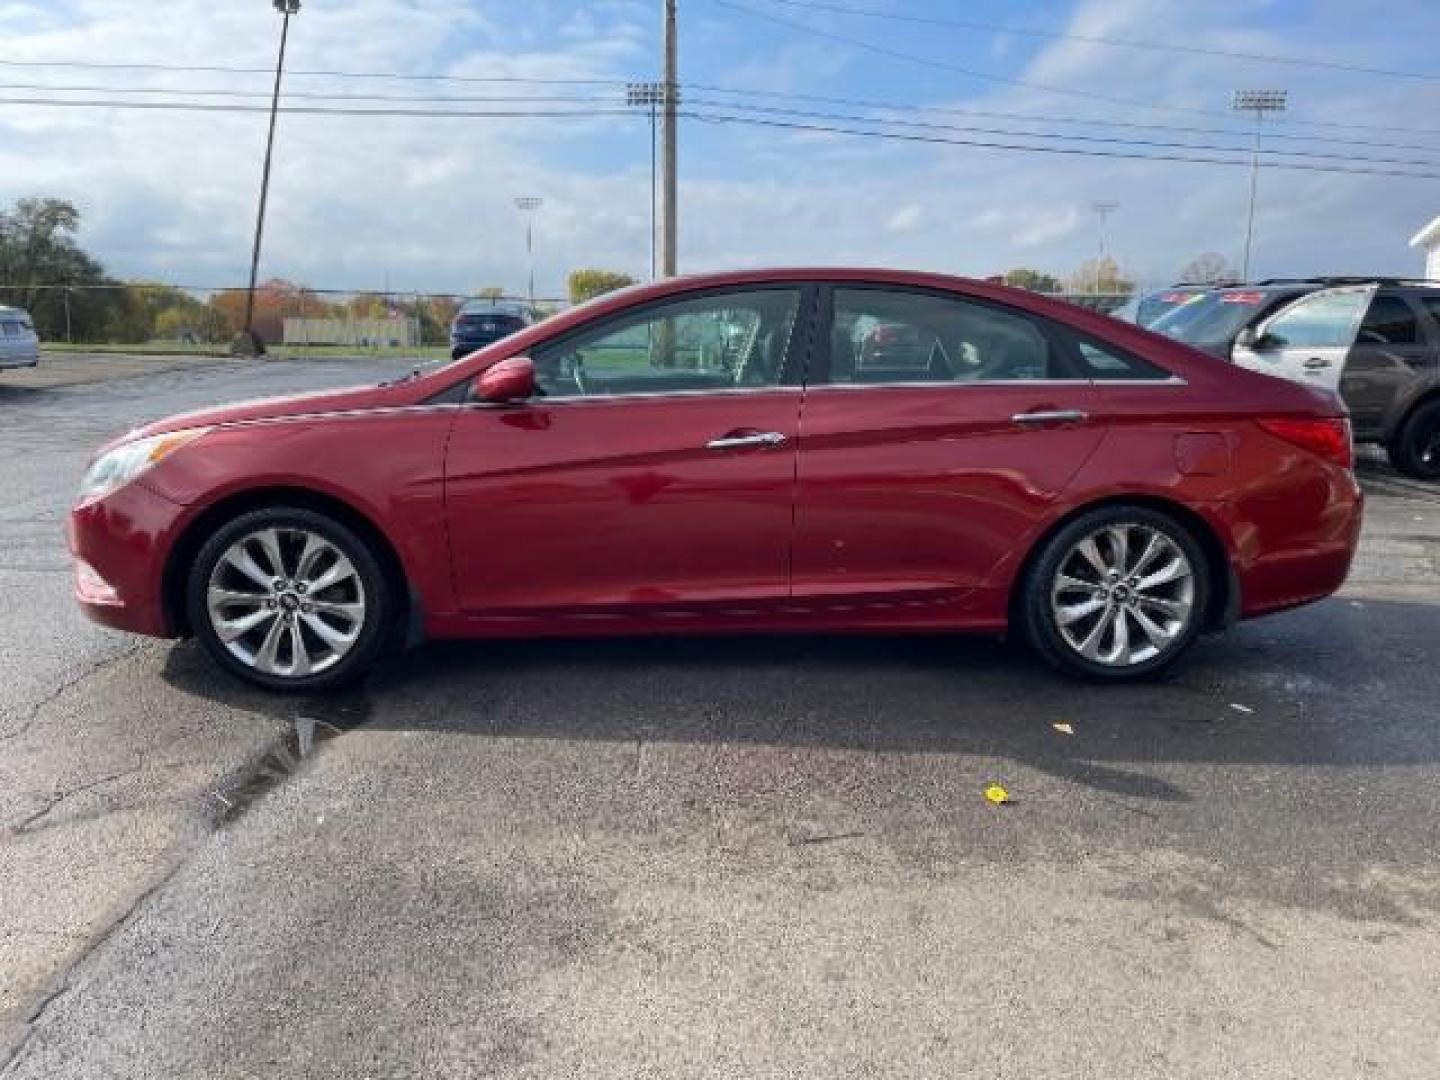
[444,393,800,613]
[792,384,1106,603]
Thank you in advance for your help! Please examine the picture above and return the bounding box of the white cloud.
[2,0,1438,297]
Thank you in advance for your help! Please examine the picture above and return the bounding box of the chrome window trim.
[803,375,1187,391]
[464,385,806,408]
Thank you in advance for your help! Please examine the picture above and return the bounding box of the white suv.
[0,305,40,369]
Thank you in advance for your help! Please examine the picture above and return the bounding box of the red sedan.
[69,269,1361,691]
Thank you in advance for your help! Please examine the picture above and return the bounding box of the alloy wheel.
[1050,523,1196,668]
[205,526,367,678]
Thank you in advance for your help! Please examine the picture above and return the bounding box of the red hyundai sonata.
[69,269,1361,691]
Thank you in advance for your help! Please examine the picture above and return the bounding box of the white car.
[0,305,40,369]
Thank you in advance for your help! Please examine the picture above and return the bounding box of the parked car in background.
[449,300,532,360]
[1134,283,1235,328]
[0,304,40,369]
[1152,278,1440,479]
[71,268,1361,692]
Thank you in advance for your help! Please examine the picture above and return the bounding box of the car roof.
[460,300,526,313]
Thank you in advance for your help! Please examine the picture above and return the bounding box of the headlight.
[76,427,210,505]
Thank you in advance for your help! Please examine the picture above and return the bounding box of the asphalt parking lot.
[2,353,1438,1078]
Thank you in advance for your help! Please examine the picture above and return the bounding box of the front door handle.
[706,430,788,450]
[1011,409,1088,426]
[1303,357,1331,370]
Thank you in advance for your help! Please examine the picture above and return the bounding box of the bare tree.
[1176,252,1236,285]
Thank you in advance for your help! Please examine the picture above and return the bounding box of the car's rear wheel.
[1021,506,1210,680]
[1388,399,1440,480]
[186,506,392,692]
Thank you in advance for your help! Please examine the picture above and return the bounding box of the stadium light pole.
[514,197,543,307]
[1233,89,1287,282]
[239,0,300,356]
[626,82,662,280]
[1091,200,1119,292]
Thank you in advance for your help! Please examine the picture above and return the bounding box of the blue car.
[449,301,532,360]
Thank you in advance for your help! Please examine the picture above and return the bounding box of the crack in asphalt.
[0,642,145,744]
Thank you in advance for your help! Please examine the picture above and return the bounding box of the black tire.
[1388,399,1440,480]
[186,506,393,693]
[1019,505,1211,681]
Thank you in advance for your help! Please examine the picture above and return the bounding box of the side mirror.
[1235,327,1258,350]
[473,356,536,404]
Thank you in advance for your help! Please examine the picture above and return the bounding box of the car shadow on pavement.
[159,596,1440,807]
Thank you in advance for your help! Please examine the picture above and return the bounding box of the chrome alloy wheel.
[1049,523,1195,668]
[205,526,366,678]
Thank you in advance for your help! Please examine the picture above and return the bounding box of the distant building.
[282,317,419,348]
[1408,215,1440,279]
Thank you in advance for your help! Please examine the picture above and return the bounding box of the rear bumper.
[0,344,39,369]
[68,481,190,638]
[1233,468,1363,619]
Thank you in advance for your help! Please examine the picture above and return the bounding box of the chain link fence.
[0,282,568,357]
[1,281,1135,357]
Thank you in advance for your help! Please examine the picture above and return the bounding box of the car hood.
[119,382,402,446]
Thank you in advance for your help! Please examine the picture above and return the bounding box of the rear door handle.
[706,430,788,450]
[1011,409,1088,426]
[1303,357,1331,369]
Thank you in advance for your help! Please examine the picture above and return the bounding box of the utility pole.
[514,197,542,307]
[626,82,662,279]
[239,0,300,356]
[1091,201,1118,293]
[1233,89,1287,282]
[660,0,679,277]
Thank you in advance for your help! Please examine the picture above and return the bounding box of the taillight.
[1257,417,1353,469]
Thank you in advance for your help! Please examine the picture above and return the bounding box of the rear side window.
[828,289,1056,384]
[1358,294,1420,345]
[1071,336,1172,381]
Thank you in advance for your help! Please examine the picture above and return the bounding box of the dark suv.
[1151,278,1440,479]
[449,301,532,361]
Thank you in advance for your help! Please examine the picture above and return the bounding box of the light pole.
[514,197,542,307]
[238,0,300,356]
[1091,200,1118,293]
[626,82,663,280]
[660,0,678,277]
[1233,89,1287,282]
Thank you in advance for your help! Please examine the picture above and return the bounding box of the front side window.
[1261,289,1371,350]
[533,289,801,398]
[828,289,1054,384]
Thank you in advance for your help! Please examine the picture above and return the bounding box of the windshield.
[1136,289,1204,327]
[1150,289,1276,344]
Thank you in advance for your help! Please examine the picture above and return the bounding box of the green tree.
[1003,267,1063,293]
[567,268,637,304]
[0,197,120,340]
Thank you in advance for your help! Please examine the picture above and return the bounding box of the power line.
[688,110,1440,181]
[7,91,1440,177]
[752,0,1440,83]
[687,82,1440,154]
[0,56,624,87]
[4,48,1439,141]
[15,75,1440,156]
[0,81,618,105]
[682,97,1440,170]
[0,96,632,119]
[711,0,1440,139]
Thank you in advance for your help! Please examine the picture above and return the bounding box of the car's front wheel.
[186,506,392,692]
[1020,506,1210,680]
[1389,399,1440,480]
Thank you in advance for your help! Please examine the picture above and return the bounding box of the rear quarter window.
[1070,334,1174,381]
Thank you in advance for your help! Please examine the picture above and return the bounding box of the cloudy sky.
[2,0,1439,298]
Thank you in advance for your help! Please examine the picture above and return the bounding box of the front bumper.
[68,480,190,637]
